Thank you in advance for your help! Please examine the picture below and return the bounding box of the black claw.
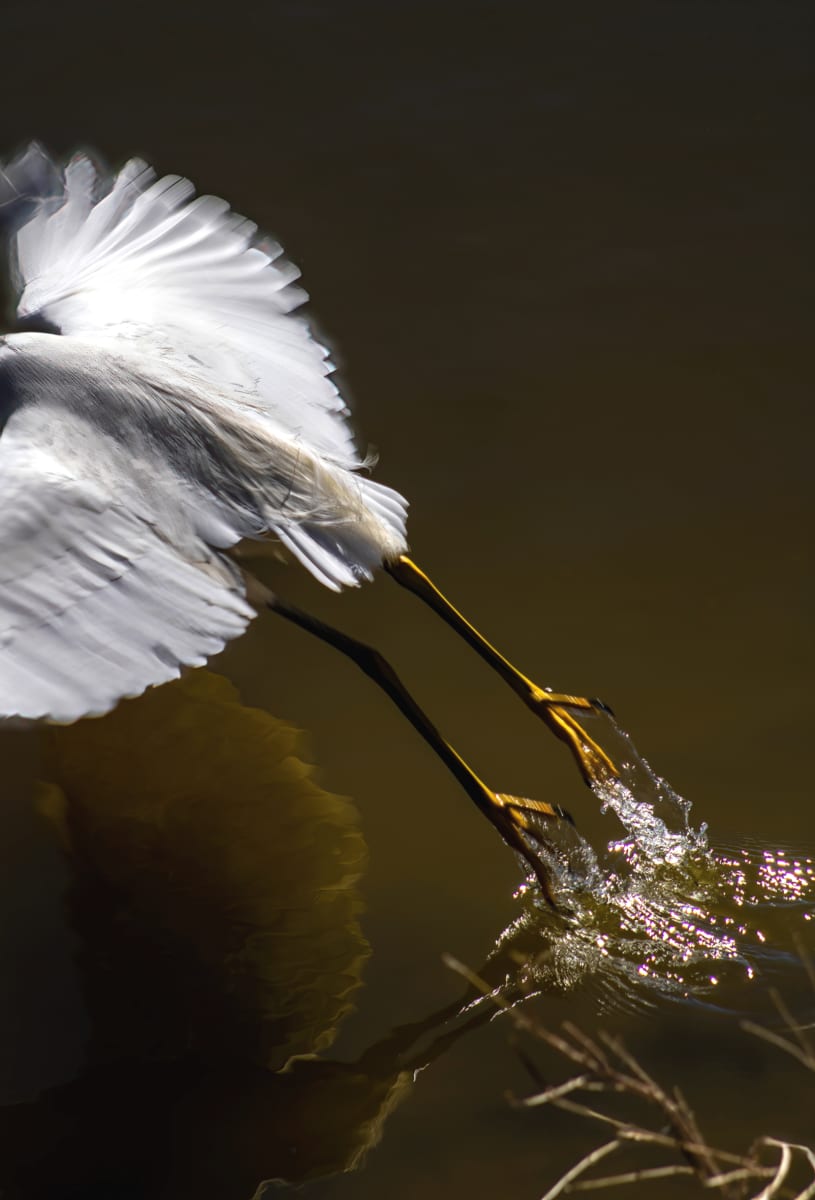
[590,696,615,717]
[555,804,576,826]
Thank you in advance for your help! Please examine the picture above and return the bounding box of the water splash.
[491,713,815,1013]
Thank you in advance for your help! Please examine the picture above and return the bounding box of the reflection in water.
[484,711,815,1014]
[0,673,812,1196]
[0,673,467,1198]
[0,672,507,1199]
[0,1019,486,1200]
[40,670,370,1073]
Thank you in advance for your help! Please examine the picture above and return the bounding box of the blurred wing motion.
[9,147,359,465]
[0,414,253,722]
[0,144,408,720]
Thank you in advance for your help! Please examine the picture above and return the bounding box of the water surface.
[0,2,812,1196]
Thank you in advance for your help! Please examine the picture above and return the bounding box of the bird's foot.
[488,790,574,908]
[526,689,619,789]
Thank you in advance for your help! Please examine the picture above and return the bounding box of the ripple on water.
[489,714,815,1017]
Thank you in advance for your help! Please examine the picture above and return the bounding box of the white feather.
[0,412,254,722]
[0,148,410,720]
[12,153,359,465]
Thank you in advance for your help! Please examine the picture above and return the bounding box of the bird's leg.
[385,555,617,789]
[266,595,569,908]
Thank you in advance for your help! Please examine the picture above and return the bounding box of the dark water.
[0,2,813,1196]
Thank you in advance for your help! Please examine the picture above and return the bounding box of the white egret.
[0,144,616,901]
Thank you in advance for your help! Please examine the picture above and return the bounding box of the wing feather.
[0,415,254,723]
[9,148,357,464]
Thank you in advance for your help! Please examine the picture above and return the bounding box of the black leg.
[266,595,570,908]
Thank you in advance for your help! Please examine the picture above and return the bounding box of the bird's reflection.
[2,672,811,1197]
[0,672,488,1199]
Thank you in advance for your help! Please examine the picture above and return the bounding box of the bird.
[0,144,616,901]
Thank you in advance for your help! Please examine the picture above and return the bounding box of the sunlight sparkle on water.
[494,714,815,1011]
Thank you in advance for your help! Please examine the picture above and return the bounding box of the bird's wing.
[6,146,359,465]
[0,409,254,723]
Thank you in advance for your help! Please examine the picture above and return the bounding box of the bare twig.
[752,1138,792,1200]
[518,1074,594,1106]
[742,1020,815,1072]
[793,934,815,997]
[538,1096,631,1131]
[771,988,814,1061]
[615,1128,755,1169]
[571,1163,696,1190]
[704,1166,775,1189]
[444,953,815,1200]
[757,1139,815,1200]
[538,1139,622,1200]
[742,949,815,1074]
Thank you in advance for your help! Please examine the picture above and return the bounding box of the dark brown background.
[0,2,812,1196]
